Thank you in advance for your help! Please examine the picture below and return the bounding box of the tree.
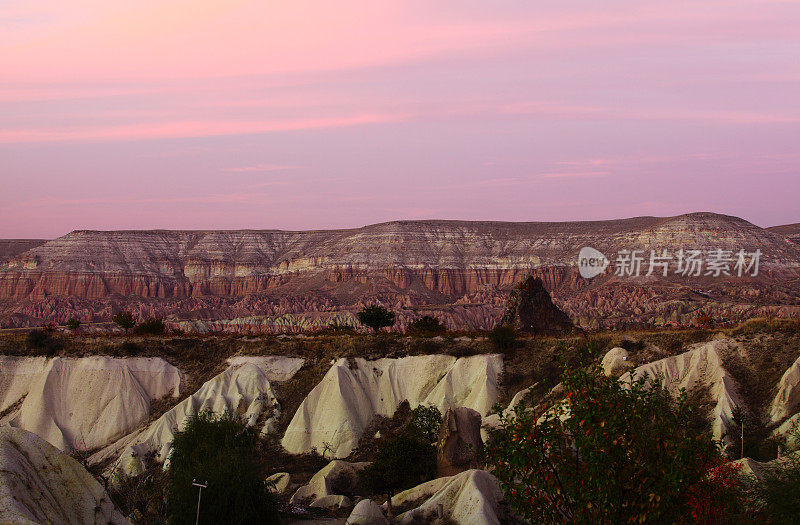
[361,432,437,515]
[166,411,279,525]
[66,318,82,331]
[357,305,396,333]
[485,363,725,524]
[407,405,442,444]
[112,311,136,334]
[407,315,446,336]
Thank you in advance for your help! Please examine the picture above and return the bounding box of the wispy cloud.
[221,164,302,173]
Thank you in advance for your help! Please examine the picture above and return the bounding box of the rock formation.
[1,212,798,331]
[500,276,573,334]
[396,469,513,525]
[281,354,502,458]
[290,460,369,506]
[601,347,633,376]
[769,355,800,423]
[620,339,743,444]
[437,407,484,477]
[91,357,303,475]
[0,426,129,524]
[3,356,181,452]
[346,499,389,525]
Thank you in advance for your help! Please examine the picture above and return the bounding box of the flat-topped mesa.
[1,212,799,330]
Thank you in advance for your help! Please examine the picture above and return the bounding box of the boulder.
[499,276,572,335]
[91,360,288,475]
[347,499,388,525]
[397,470,511,525]
[619,339,743,445]
[226,356,305,381]
[437,407,483,477]
[290,460,370,506]
[601,347,632,376]
[0,426,129,524]
[7,356,181,452]
[282,354,502,458]
[380,476,453,513]
[769,356,800,423]
[267,472,291,494]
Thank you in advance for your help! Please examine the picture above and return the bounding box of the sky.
[1,1,799,238]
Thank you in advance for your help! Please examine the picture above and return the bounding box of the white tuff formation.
[4,356,181,452]
[346,499,388,525]
[91,357,302,476]
[290,460,369,506]
[601,347,632,376]
[397,469,507,525]
[620,339,742,444]
[769,356,800,423]
[0,426,129,524]
[281,354,502,458]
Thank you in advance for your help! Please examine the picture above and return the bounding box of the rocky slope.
[1,213,799,330]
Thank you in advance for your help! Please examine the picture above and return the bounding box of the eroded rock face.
[2,213,799,331]
[91,357,302,476]
[437,407,484,477]
[500,276,573,334]
[769,356,800,424]
[0,426,129,525]
[4,356,181,452]
[281,354,502,458]
[602,347,632,376]
[620,339,743,444]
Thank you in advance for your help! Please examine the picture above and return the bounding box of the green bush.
[26,329,49,349]
[357,305,396,333]
[489,324,517,350]
[166,411,279,525]
[407,316,446,336]
[134,317,166,335]
[485,363,726,523]
[361,432,437,515]
[66,318,82,331]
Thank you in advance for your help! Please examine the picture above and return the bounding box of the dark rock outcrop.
[436,407,484,477]
[500,276,574,335]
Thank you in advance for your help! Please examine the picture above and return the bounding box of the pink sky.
[1,1,799,238]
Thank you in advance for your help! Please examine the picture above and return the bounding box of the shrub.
[489,324,517,350]
[166,411,279,525]
[407,316,446,336]
[112,311,136,334]
[66,318,81,331]
[485,363,726,523]
[319,318,357,335]
[696,312,715,328]
[26,329,49,349]
[134,317,165,335]
[361,432,437,515]
[357,305,396,333]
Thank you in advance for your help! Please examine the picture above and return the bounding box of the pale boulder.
[347,499,388,525]
[0,426,129,524]
[267,472,291,494]
[310,495,352,509]
[226,356,304,381]
[282,354,502,458]
[769,356,800,423]
[601,347,632,376]
[9,357,181,452]
[290,460,369,506]
[397,470,508,525]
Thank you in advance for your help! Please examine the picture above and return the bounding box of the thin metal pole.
[192,479,207,525]
[741,421,744,459]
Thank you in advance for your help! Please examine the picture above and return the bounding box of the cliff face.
[1,213,799,331]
